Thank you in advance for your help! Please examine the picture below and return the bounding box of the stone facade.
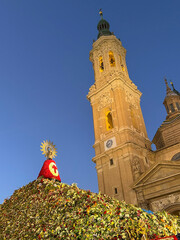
[87,16,180,215]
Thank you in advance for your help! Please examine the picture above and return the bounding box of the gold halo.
[40,140,57,159]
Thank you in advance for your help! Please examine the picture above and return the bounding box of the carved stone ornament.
[96,41,114,53]
[125,90,138,109]
[136,191,149,209]
[139,201,149,210]
[89,84,96,94]
[108,70,121,81]
[98,92,112,110]
[151,194,180,212]
[136,191,145,202]
[131,157,142,180]
[99,70,121,86]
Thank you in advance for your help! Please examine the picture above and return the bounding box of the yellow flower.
[87,206,91,214]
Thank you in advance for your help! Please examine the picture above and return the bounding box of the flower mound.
[0,178,179,239]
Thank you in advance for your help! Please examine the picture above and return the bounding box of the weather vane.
[40,140,57,160]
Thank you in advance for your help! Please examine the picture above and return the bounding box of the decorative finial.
[170,81,175,90]
[164,77,169,87]
[99,9,103,19]
[164,78,173,96]
[40,140,57,160]
[170,81,180,96]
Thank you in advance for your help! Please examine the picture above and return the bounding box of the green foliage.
[0,178,179,239]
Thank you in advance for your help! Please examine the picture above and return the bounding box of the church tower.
[87,12,151,205]
[153,79,180,150]
[152,79,180,162]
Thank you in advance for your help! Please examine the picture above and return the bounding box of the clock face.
[106,139,113,148]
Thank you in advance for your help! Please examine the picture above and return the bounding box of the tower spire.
[164,78,173,96]
[163,78,180,118]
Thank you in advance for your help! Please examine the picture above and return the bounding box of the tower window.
[99,56,104,72]
[166,105,169,113]
[176,102,180,110]
[110,158,114,165]
[106,111,113,130]
[121,64,125,72]
[114,188,118,194]
[170,103,175,113]
[109,51,115,67]
[171,152,180,161]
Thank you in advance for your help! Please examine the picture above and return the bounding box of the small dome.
[97,15,112,39]
[97,19,110,30]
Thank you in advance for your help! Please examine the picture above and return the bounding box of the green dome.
[97,18,112,39]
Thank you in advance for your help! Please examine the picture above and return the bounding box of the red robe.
[38,159,61,181]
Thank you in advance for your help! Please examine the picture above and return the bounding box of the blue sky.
[0,0,180,204]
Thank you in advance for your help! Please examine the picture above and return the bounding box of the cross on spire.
[52,164,57,174]
[164,78,172,96]
[99,9,103,19]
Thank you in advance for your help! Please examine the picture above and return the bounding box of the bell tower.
[87,11,151,205]
[153,79,180,149]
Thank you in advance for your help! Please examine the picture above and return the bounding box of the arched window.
[99,56,104,72]
[166,105,169,113]
[106,111,113,130]
[176,102,180,110]
[170,103,175,112]
[121,65,125,72]
[109,51,115,67]
[171,152,180,161]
